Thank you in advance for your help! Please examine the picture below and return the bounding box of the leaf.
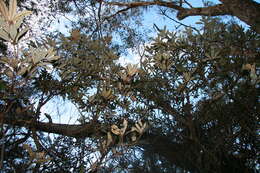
[23,144,50,163]
[183,72,194,82]
[135,122,141,132]
[0,30,10,41]
[46,47,54,55]
[131,126,138,132]
[9,0,17,20]
[111,119,128,136]
[0,57,9,64]
[132,120,147,135]
[121,119,128,135]
[15,27,29,42]
[175,64,185,72]
[0,81,6,90]
[15,107,22,114]
[9,24,17,40]
[5,69,13,78]
[45,48,60,61]
[111,125,120,135]
[249,64,257,83]
[0,16,5,25]
[38,62,52,70]
[71,29,80,41]
[13,10,32,22]
[206,49,220,59]
[131,134,137,142]
[0,0,8,19]
[101,89,114,100]
[242,64,252,71]
[17,66,28,75]
[130,95,137,101]
[106,132,113,147]
[195,21,203,25]
[126,64,139,76]
[14,15,23,29]
[177,84,185,93]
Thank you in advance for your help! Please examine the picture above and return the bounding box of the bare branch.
[107,1,185,11]
[159,9,201,34]
[106,1,228,20]
[0,112,104,138]
[106,0,260,33]
[176,4,228,20]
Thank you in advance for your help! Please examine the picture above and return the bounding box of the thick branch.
[108,1,184,11]
[107,1,229,20]
[219,0,260,33]
[107,0,260,33]
[107,1,228,20]
[0,113,104,138]
[176,4,228,20]
[0,112,253,172]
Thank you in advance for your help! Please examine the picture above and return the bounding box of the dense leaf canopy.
[0,0,259,172]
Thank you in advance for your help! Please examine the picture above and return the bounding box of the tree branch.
[0,112,105,138]
[176,4,228,20]
[106,1,229,20]
[107,1,184,11]
[106,0,260,33]
[219,0,260,33]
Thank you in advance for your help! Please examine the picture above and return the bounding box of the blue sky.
[141,0,260,32]
[44,0,260,124]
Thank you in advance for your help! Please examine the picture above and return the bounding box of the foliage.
[0,0,259,172]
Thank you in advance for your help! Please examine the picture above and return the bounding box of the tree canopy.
[0,0,259,172]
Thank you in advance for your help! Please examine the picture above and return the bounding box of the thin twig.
[160,9,201,35]
[184,0,193,8]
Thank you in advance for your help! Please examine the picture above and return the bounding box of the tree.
[0,0,259,172]
[106,0,260,34]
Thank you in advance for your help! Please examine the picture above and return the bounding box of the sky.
[20,1,259,170]
[39,0,260,124]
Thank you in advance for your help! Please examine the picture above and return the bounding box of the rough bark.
[0,112,255,172]
[0,112,104,138]
[107,0,260,33]
[0,112,198,172]
[219,0,260,33]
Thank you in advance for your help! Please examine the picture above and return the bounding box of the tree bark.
[219,0,260,33]
[107,0,260,33]
[0,112,254,172]
[0,112,103,138]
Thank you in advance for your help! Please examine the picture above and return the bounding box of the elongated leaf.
[17,66,27,75]
[131,134,137,141]
[111,125,120,135]
[0,30,10,41]
[121,119,128,135]
[0,81,6,90]
[106,132,113,147]
[13,10,32,22]
[14,15,23,29]
[15,27,29,42]
[0,0,8,19]
[5,69,13,78]
[9,0,17,20]
[46,48,57,59]
[9,24,17,40]
[135,123,141,132]
[47,47,54,55]
[37,62,52,68]
[0,16,5,25]
[48,55,60,61]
